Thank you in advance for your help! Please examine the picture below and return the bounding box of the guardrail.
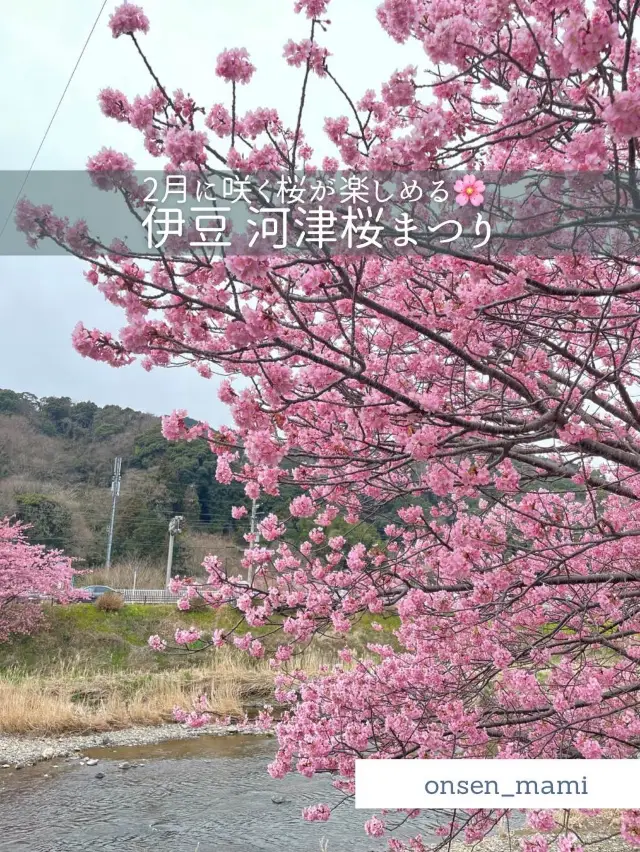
[115,588,181,604]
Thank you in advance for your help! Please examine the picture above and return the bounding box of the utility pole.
[166,515,184,590]
[105,457,122,569]
[247,497,260,586]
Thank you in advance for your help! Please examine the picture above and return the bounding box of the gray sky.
[0,0,422,424]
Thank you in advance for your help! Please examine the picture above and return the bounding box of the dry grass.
[85,559,166,590]
[181,530,242,578]
[0,648,325,736]
[85,531,242,588]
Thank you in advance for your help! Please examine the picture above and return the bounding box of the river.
[0,734,428,852]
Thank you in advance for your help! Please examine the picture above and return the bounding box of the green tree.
[15,493,74,551]
[0,389,35,416]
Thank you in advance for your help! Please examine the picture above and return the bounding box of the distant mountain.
[0,388,420,574]
[0,389,245,569]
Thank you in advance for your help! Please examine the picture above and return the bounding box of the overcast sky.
[0,0,422,424]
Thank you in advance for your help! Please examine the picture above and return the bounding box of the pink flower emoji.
[455,173,485,206]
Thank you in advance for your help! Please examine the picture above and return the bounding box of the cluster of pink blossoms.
[601,90,640,140]
[0,517,79,641]
[174,627,203,645]
[215,48,256,85]
[294,0,330,17]
[164,128,208,167]
[108,2,149,38]
[376,0,421,42]
[622,812,640,846]
[18,0,640,848]
[283,39,330,76]
[147,635,167,651]
[98,88,130,122]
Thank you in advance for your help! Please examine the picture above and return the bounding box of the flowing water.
[0,735,429,852]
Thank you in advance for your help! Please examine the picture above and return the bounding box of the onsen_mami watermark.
[424,776,589,797]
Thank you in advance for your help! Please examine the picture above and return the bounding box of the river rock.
[0,721,275,769]
[95,772,105,779]
[86,759,99,766]
[271,795,287,804]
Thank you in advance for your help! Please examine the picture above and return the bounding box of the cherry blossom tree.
[0,517,78,641]
[15,0,640,847]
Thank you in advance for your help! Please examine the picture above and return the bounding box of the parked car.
[80,585,117,602]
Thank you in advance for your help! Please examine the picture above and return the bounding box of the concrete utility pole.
[247,498,260,586]
[166,515,185,590]
[105,457,122,569]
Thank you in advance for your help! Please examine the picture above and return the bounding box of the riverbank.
[0,720,272,768]
[0,656,278,736]
[0,604,394,736]
[0,730,630,852]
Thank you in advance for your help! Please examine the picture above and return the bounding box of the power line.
[0,0,109,243]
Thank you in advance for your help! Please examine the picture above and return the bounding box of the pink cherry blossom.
[164,128,208,166]
[302,803,331,821]
[377,0,420,43]
[454,173,485,206]
[174,627,203,645]
[98,88,130,121]
[108,2,149,38]
[557,834,584,852]
[147,634,167,651]
[244,430,285,467]
[364,815,386,837]
[86,148,136,191]
[205,103,232,137]
[621,811,640,847]
[381,66,416,106]
[215,48,255,85]
[294,0,330,18]
[283,40,329,76]
[0,517,79,641]
[602,90,640,140]
[22,3,640,848]
[289,495,316,518]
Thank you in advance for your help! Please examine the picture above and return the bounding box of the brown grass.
[95,592,125,612]
[85,530,242,588]
[0,648,325,736]
[85,559,166,590]
[181,530,242,578]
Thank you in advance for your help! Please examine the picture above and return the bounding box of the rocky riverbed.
[0,731,632,852]
[0,721,271,768]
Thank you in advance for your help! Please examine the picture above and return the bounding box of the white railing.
[115,588,181,604]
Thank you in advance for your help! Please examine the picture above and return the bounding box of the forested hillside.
[0,389,397,577]
[0,388,247,573]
